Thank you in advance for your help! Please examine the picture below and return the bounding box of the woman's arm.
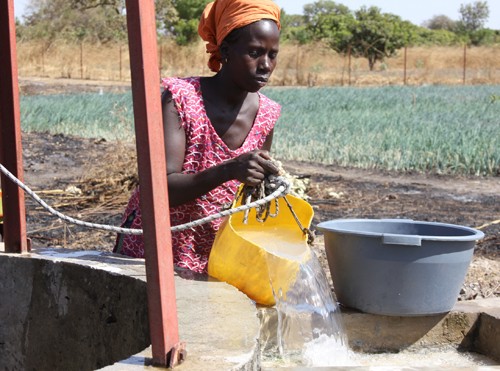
[261,128,274,152]
[162,91,278,207]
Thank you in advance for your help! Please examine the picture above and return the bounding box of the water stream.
[261,244,353,367]
[237,225,497,368]
[244,238,496,368]
[238,228,352,366]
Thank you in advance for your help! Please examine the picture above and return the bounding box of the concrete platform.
[0,247,260,370]
[1,245,499,370]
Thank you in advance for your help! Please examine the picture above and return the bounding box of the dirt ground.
[14,79,500,303]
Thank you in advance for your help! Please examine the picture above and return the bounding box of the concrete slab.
[1,244,499,370]
[455,299,500,365]
[0,246,261,370]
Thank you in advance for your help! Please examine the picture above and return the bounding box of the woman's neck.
[202,73,250,107]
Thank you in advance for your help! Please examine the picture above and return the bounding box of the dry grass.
[17,40,500,86]
[77,141,138,210]
[25,140,138,251]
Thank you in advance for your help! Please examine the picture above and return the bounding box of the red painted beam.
[0,0,29,253]
[124,0,183,367]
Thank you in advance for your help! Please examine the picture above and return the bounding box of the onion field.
[20,85,500,176]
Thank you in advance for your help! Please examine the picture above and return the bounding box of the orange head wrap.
[198,0,281,73]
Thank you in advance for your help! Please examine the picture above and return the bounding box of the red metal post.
[124,0,184,367]
[0,0,29,253]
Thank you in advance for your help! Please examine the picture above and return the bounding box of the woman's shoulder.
[258,91,281,114]
[161,76,201,93]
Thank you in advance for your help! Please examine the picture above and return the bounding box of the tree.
[16,18,27,40]
[458,1,489,32]
[20,0,176,43]
[280,11,312,44]
[422,15,457,31]
[162,0,211,45]
[304,1,352,37]
[304,1,355,53]
[413,27,459,46]
[22,0,128,43]
[350,7,415,70]
[302,2,415,70]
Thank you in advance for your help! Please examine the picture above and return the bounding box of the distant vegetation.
[16,0,500,177]
[267,85,500,176]
[16,0,500,71]
[20,86,500,176]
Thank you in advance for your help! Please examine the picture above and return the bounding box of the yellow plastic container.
[208,193,314,306]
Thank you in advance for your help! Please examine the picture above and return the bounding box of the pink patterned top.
[114,77,281,273]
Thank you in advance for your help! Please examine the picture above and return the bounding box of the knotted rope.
[235,173,315,243]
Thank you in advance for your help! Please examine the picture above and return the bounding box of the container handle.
[382,234,422,246]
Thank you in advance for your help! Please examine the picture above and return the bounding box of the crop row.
[20,85,499,176]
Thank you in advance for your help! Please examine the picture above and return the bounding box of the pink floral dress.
[114,77,281,273]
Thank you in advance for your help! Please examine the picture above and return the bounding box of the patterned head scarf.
[198,0,281,72]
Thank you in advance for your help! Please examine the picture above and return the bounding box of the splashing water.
[263,249,354,367]
[250,231,496,368]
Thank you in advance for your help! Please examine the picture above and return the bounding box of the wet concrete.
[1,245,499,370]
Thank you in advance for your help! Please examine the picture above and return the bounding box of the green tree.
[163,0,211,45]
[304,1,352,38]
[458,1,489,32]
[22,0,128,43]
[20,0,176,43]
[302,2,415,70]
[468,28,498,45]
[352,7,416,70]
[155,0,178,35]
[413,27,459,46]
[16,18,27,40]
[280,11,312,44]
[303,1,355,52]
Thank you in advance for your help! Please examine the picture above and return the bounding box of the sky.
[13,0,500,29]
[275,0,500,29]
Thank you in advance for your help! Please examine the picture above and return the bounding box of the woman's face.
[222,19,280,93]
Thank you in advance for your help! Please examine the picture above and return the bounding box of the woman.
[115,0,282,273]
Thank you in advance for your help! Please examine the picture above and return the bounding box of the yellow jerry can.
[208,192,314,306]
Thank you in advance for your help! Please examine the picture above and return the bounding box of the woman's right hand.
[228,150,280,186]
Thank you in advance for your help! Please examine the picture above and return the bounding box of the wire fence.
[16,40,500,87]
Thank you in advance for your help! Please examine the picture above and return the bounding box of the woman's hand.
[228,150,280,186]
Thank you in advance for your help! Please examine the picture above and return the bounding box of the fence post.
[348,45,352,86]
[0,0,29,253]
[41,46,45,75]
[463,44,467,85]
[295,44,300,85]
[80,41,84,79]
[403,46,407,85]
[119,44,123,81]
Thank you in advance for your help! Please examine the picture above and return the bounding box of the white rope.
[0,163,290,235]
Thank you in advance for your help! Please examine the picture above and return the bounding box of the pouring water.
[262,249,353,367]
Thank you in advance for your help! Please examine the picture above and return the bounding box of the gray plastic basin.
[317,219,484,316]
